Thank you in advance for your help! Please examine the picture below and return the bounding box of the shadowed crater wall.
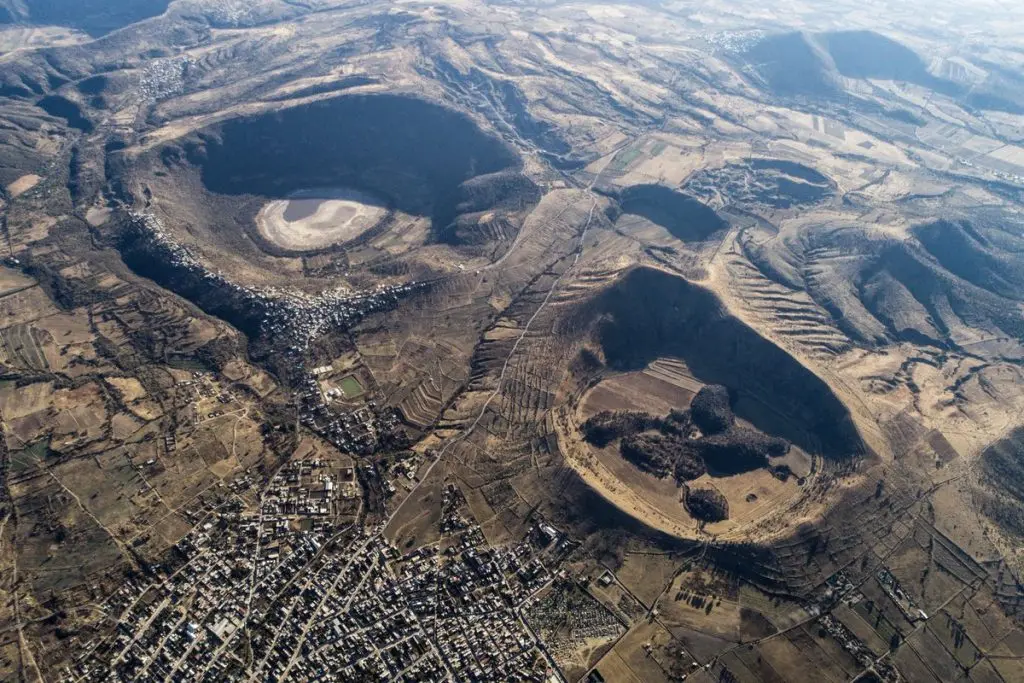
[570,267,865,460]
[176,94,525,241]
[615,185,727,241]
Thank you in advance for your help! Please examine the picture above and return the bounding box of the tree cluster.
[690,384,733,435]
[686,487,729,522]
[582,384,792,488]
[699,427,789,475]
[581,410,662,448]
[617,433,678,478]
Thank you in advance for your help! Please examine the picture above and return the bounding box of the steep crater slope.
[611,184,727,242]
[428,57,579,168]
[191,94,523,236]
[440,170,543,249]
[120,94,539,268]
[570,267,866,461]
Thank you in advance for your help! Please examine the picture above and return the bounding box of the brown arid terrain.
[3,0,1024,681]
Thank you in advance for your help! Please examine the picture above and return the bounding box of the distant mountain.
[820,30,935,84]
[743,29,961,100]
[0,0,171,37]
[744,31,838,97]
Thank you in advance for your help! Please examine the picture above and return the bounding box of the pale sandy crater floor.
[254,187,388,252]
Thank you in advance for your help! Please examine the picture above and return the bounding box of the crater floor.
[255,187,388,252]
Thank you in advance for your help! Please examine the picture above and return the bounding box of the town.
[61,469,573,682]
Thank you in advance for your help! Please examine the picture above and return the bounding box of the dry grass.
[5,174,40,198]
[582,364,698,419]
[105,376,148,403]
